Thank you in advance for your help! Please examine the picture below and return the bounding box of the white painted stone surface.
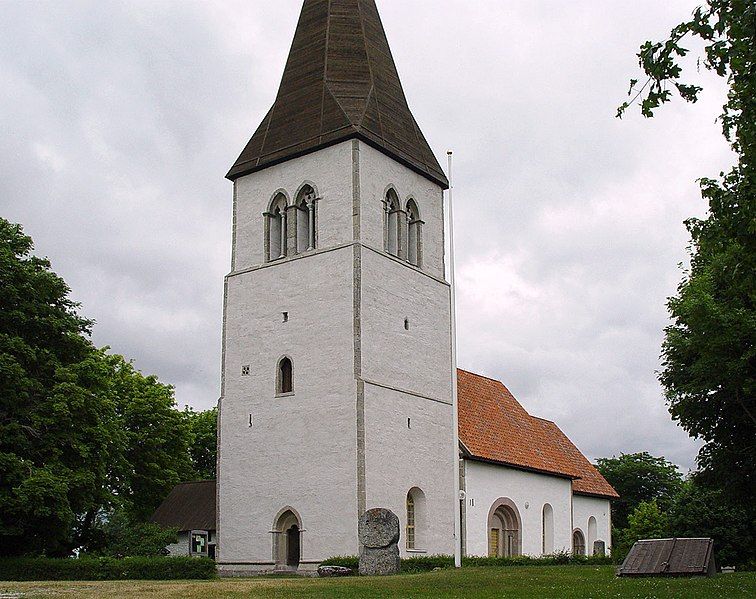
[572,494,612,555]
[463,460,573,557]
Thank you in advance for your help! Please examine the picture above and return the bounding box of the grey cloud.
[0,0,731,470]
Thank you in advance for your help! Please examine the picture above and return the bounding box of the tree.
[619,0,755,503]
[81,510,178,558]
[668,479,755,568]
[0,218,120,556]
[615,500,670,561]
[0,217,194,555]
[184,406,217,480]
[595,452,683,530]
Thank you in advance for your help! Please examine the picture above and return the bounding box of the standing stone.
[358,508,401,575]
[593,540,606,557]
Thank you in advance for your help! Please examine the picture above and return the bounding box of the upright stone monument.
[358,508,400,576]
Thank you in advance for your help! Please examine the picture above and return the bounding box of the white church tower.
[217,0,455,574]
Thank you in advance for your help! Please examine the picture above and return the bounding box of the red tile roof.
[457,369,618,499]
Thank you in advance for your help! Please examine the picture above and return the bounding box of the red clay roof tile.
[457,369,618,499]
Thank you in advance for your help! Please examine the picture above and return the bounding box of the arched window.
[587,516,597,555]
[542,503,554,555]
[405,199,422,267]
[277,357,293,394]
[573,529,586,556]
[295,184,316,253]
[266,193,288,261]
[406,487,426,550]
[384,189,401,257]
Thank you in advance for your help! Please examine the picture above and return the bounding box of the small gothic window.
[384,189,401,257]
[267,193,288,261]
[406,199,421,267]
[277,357,293,394]
[296,184,316,253]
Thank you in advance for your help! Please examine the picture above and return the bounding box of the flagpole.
[447,150,462,568]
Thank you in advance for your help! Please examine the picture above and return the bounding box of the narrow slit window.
[278,357,293,394]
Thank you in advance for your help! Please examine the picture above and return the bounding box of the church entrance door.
[286,524,300,567]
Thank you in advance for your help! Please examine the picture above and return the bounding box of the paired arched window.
[265,185,317,262]
[383,188,422,267]
[406,487,426,550]
[542,503,554,555]
[277,356,293,394]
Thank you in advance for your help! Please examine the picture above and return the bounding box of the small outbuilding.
[150,479,216,559]
[618,538,716,577]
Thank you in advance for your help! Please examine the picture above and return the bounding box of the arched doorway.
[573,529,586,556]
[488,499,521,557]
[273,508,302,569]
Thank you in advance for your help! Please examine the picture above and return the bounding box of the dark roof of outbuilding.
[227,0,448,189]
[149,480,216,532]
[618,538,716,576]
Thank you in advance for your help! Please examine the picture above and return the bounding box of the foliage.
[319,553,613,574]
[619,0,756,504]
[0,218,117,556]
[79,510,178,558]
[668,479,755,568]
[0,217,197,556]
[595,452,683,530]
[614,500,669,561]
[183,406,218,480]
[0,556,216,581]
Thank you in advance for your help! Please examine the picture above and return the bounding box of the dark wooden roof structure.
[150,480,216,532]
[227,0,448,189]
[618,538,716,577]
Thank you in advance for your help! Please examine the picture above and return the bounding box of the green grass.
[2,565,754,598]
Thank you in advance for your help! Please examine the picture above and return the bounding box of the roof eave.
[226,131,449,190]
[462,454,578,481]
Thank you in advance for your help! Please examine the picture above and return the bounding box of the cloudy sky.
[1,0,733,470]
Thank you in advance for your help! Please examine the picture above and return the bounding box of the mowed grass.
[2,565,754,598]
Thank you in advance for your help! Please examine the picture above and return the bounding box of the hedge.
[320,553,613,574]
[0,556,217,581]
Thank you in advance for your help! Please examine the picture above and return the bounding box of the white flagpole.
[447,150,462,568]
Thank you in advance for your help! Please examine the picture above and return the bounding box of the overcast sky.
[1,1,733,470]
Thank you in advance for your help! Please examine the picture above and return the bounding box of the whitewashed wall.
[572,495,612,555]
[463,460,573,557]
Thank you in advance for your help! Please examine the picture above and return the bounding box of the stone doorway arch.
[273,508,302,569]
[487,498,522,557]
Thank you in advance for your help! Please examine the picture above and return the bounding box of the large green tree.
[183,406,217,480]
[619,0,755,502]
[595,452,683,530]
[0,218,194,555]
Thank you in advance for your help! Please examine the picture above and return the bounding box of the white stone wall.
[358,143,446,280]
[463,460,573,557]
[572,494,612,555]
[232,141,354,271]
[218,248,359,565]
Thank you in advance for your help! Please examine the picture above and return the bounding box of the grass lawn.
[2,565,754,598]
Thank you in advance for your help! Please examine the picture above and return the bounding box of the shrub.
[0,556,217,581]
[319,553,613,575]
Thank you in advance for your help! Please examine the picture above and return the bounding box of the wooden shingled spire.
[227,0,448,189]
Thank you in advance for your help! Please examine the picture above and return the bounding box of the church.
[152,0,618,574]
